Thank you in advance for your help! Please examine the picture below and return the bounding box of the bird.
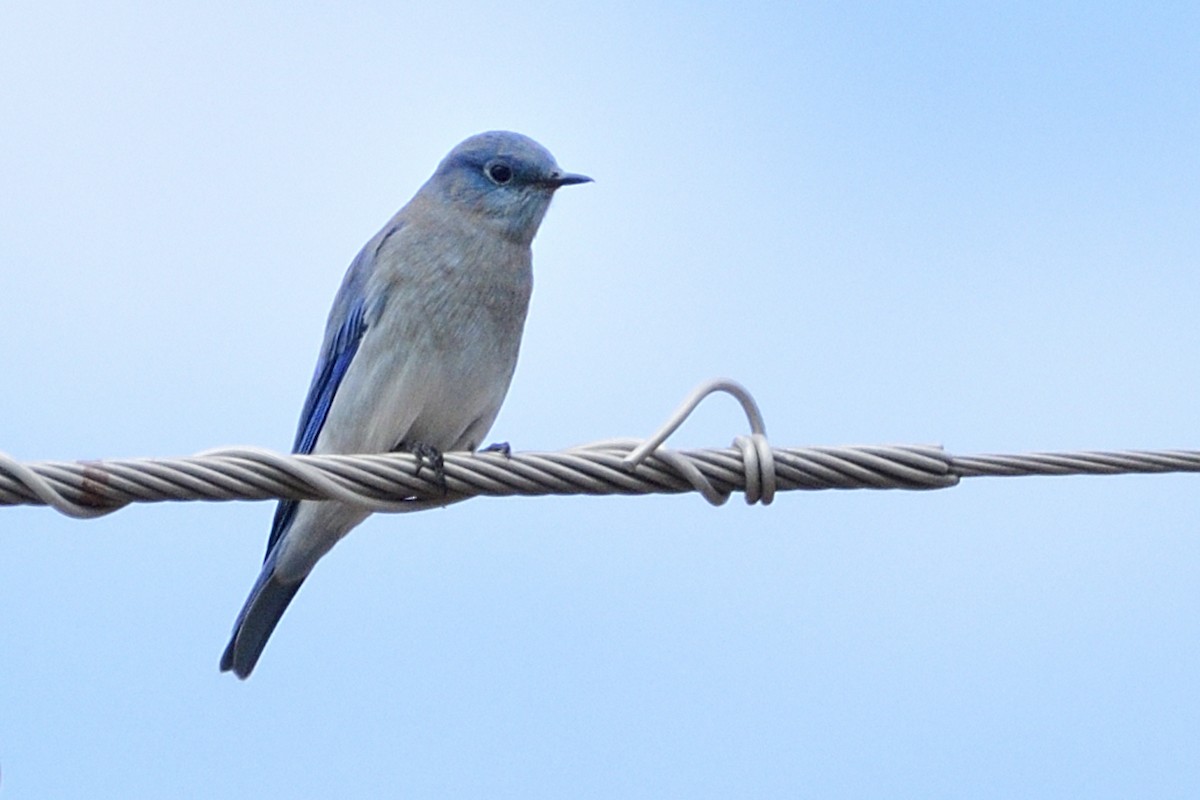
[220,131,590,678]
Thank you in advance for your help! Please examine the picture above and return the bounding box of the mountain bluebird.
[220,131,590,678]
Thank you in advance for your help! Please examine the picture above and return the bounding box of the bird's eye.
[486,162,513,185]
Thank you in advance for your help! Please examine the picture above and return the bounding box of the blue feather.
[263,240,383,557]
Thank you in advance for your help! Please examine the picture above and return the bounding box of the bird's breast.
[327,225,534,455]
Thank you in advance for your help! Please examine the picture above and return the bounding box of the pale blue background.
[1,2,1198,797]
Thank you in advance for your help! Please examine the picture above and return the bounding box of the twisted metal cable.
[1,379,1197,519]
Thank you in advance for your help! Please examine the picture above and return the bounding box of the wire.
[2,378,1196,519]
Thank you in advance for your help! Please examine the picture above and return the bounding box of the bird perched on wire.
[220,131,591,678]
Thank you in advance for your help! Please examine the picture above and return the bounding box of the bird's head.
[426,131,591,244]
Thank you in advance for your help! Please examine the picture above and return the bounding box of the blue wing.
[291,299,367,457]
[264,240,384,557]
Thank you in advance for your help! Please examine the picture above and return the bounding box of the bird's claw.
[480,441,512,458]
[404,442,446,494]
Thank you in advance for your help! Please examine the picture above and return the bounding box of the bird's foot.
[480,441,512,458]
[400,441,446,495]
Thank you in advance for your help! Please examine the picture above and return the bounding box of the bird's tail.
[220,550,304,679]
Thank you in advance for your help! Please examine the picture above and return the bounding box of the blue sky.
[1,2,1198,796]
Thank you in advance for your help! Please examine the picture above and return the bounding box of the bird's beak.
[545,171,593,188]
